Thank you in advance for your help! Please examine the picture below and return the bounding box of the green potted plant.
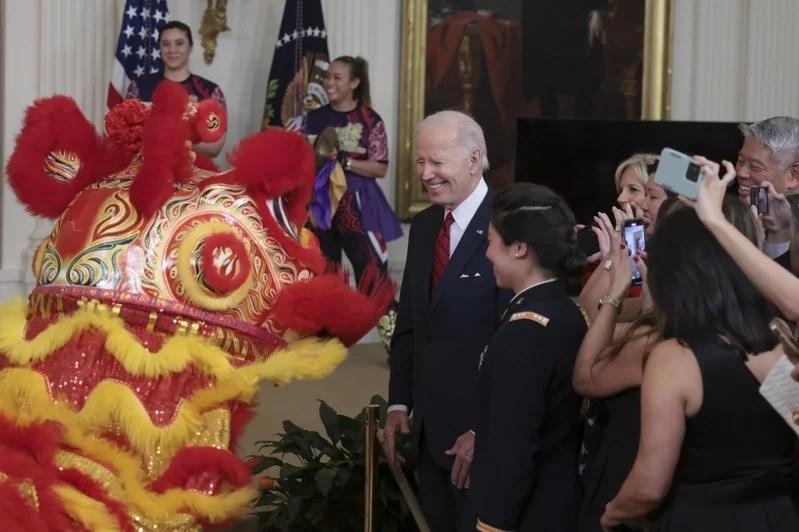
[250,394,419,531]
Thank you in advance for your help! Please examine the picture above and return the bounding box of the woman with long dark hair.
[304,56,402,346]
[472,183,588,531]
[574,194,755,532]
[600,196,799,531]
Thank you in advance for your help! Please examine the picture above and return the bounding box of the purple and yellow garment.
[305,104,402,242]
[126,72,226,110]
[310,160,348,230]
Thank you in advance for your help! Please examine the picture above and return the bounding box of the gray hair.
[613,153,658,192]
[416,110,490,172]
[738,116,799,168]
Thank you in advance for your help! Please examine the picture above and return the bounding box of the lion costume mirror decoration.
[0,82,391,531]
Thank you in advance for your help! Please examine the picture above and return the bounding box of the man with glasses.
[735,116,799,269]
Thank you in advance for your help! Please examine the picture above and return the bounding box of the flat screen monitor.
[514,119,742,224]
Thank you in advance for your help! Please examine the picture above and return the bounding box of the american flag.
[107,0,170,109]
[262,0,329,129]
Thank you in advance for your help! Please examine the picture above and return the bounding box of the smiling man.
[736,116,799,266]
[384,110,511,531]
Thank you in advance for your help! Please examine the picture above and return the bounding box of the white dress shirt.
[447,178,489,257]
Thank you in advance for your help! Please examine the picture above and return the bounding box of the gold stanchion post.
[364,404,378,532]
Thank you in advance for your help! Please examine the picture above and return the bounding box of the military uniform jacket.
[473,279,588,532]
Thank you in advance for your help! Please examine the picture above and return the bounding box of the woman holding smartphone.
[575,195,762,532]
[600,202,798,531]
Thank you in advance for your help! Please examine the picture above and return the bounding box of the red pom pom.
[199,232,251,295]
[226,129,315,227]
[104,99,149,155]
[271,270,396,346]
[6,96,103,218]
[193,99,227,143]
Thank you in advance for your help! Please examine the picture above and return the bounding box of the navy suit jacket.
[389,190,511,468]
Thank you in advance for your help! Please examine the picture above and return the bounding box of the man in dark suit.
[736,116,799,271]
[384,110,510,531]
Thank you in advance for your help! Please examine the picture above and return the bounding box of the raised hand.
[684,156,735,226]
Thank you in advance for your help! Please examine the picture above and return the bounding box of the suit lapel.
[429,191,493,308]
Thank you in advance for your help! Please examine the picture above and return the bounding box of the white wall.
[3,0,799,299]
[670,0,799,121]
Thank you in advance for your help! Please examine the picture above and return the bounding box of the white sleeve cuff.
[387,404,408,413]
[765,240,790,259]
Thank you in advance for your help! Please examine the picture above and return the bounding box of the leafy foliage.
[251,394,418,531]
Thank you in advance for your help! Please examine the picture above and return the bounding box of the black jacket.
[389,190,510,468]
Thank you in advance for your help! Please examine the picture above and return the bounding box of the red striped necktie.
[431,211,455,293]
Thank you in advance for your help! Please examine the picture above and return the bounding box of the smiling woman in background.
[304,56,403,348]
[125,20,226,157]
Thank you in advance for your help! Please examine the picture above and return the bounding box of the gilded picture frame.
[395,0,674,220]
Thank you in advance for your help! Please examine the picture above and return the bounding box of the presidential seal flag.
[107,0,170,109]
[262,0,330,129]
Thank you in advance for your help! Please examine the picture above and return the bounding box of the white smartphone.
[655,148,703,200]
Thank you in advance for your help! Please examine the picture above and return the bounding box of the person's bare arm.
[574,243,650,397]
[194,134,226,158]
[347,158,387,178]
[688,157,799,320]
[601,340,699,529]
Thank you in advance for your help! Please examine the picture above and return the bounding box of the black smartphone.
[576,226,600,256]
[750,186,769,214]
[622,219,645,285]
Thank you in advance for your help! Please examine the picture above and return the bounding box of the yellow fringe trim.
[0,298,347,388]
[0,337,345,458]
[5,395,257,523]
[0,368,202,456]
[54,483,121,531]
[176,221,254,311]
[0,297,345,523]
[0,299,236,380]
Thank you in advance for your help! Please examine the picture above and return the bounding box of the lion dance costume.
[0,82,392,531]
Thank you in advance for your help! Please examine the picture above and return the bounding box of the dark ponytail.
[333,55,371,107]
[491,183,586,293]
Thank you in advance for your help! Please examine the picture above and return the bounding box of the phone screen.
[750,186,769,214]
[623,220,645,284]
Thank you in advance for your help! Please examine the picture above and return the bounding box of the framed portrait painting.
[396,0,673,220]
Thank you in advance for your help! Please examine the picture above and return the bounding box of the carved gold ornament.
[199,0,230,65]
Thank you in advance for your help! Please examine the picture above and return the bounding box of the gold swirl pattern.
[43,149,81,182]
[92,191,142,242]
[65,235,135,288]
[37,242,61,285]
[32,166,316,332]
